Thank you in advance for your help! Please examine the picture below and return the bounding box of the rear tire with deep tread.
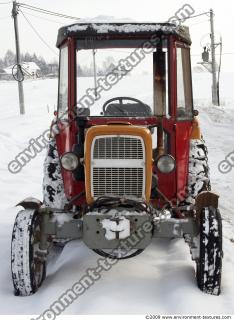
[185,139,211,205]
[43,138,67,209]
[43,138,70,248]
[196,206,223,295]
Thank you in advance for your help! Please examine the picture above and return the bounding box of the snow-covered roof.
[22,62,40,71]
[67,23,174,33]
[56,22,191,47]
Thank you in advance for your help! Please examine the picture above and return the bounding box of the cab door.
[55,44,74,198]
[153,40,177,202]
[175,45,194,202]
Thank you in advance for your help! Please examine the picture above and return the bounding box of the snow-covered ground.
[0,73,234,315]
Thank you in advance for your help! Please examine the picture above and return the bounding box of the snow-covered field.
[0,73,234,315]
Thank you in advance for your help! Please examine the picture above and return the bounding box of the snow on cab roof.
[56,22,191,47]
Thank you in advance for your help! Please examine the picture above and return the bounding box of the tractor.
[11,22,223,296]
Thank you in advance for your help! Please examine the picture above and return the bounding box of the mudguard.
[195,191,219,221]
[16,197,42,210]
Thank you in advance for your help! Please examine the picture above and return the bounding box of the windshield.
[76,42,168,117]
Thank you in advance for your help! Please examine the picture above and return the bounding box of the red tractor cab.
[11,22,222,296]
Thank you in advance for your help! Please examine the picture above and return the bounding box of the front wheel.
[11,209,46,296]
[196,207,223,295]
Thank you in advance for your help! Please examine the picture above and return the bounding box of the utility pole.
[210,9,218,106]
[12,0,25,115]
[200,9,222,106]
[92,48,97,99]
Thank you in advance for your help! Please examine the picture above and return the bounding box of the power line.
[21,10,66,25]
[181,11,210,21]
[19,9,58,56]
[18,2,80,21]
[17,3,210,25]
[0,1,11,4]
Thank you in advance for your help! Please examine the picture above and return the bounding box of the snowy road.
[0,75,233,315]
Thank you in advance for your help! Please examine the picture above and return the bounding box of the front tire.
[11,209,46,296]
[196,207,223,295]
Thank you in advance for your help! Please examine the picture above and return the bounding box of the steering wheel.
[102,96,149,115]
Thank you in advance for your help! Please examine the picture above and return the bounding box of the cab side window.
[58,46,68,119]
[176,47,193,120]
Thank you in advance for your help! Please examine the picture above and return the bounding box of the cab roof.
[56,22,191,47]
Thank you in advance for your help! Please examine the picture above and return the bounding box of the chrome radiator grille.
[93,168,144,198]
[93,136,143,159]
[91,135,145,199]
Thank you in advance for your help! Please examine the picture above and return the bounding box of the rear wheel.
[196,207,223,295]
[11,209,46,296]
[43,139,70,248]
[43,138,67,209]
[185,139,211,205]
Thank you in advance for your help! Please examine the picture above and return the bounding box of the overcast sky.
[0,0,234,71]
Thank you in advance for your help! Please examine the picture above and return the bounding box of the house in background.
[21,62,41,78]
[2,62,41,80]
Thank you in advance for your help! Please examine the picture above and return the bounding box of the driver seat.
[104,102,152,117]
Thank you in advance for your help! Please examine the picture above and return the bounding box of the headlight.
[156,155,175,174]
[61,152,79,171]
